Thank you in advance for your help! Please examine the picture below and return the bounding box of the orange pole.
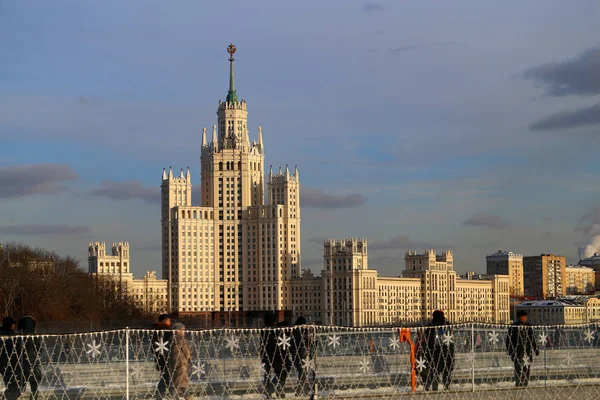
[398,328,416,392]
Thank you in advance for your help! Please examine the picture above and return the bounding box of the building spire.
[212,125,218,151]
[226,43,238,103]
[201,127,207,147]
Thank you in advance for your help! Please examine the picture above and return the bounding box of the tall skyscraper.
[161,44,300,322]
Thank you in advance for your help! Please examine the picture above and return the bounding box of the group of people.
[150,313,314,399]
[260,315,315,399]
[0,310,540,399]
[416,309,539,391]
[0,316,43,400]
[151,314,191,400]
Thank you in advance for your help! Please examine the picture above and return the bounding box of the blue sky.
[1,0,600,276]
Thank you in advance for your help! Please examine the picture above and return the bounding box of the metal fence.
[1,323,600,399]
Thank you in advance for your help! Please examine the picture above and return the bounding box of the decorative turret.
[162,168,167,180]
[201,127,207,147]
[212,125,218,151]
[168,166,173,179]
[258,126,263,148]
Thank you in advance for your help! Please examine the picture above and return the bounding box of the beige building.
[565,265,595,294]
[88,242,168,314]
[523,254,566,299]
[515,297,600,325]
[486,250,524,296]
[161,44,300,322]
[156,45,510,326]
[578,253,600,291]
[291,240,510,326]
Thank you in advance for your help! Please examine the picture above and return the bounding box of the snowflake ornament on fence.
[302,358,315,371]
[488,331,499,344]
[327,333,340,349]
[563,352,574,367]
[416,357,427,372]
[584,329,595,344]
[225,335,240,352]
[466,352,475,364]
[86,340,102,359]
[277,332,291,351]
[130,363,144,380]
[538,333,547,345]
[154,338,169,355]
[191,361,206,377]
[389,337,400,351]
[358,358,370,374]
[442,332,453,345]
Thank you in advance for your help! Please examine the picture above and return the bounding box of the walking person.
[0,317,20,400]
[506,310,538,387]
[260,314,291,399]
[423,311,455,391]
[17,316,43,400]
[152,314,173,399]
[168,323,191,399]
[290,316,315,398]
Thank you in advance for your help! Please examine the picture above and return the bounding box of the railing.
[1,323,600,399]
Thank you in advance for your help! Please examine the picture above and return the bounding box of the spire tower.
[226,43,238,103]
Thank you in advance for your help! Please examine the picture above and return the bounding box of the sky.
[1,0,600,277]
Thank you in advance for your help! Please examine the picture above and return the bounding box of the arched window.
[210,211,214,219]
[219,162,223,171]
[238,161,242,171]
[204,211,208,219]
[193,211,197,219]
[181,210,185,219]
[279,209,283,217]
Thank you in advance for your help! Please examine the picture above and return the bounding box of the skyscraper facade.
[161,44,300,322]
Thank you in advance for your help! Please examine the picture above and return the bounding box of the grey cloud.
[471,242,494,249]
[77,96,91,105]
[370,235,448,250]
[0,224,90,236]
[463,213,511,230]
[88,180,158,203]
[307,237,323,245]
[0,164,77,198]
[301,257,322,268]
[363,2,387,12]
[529,102,600,131]
[389,45,421,55]
[523,48,600,96]
[132,242,162,251]
[388,41,460,56]
[301,187,366,209]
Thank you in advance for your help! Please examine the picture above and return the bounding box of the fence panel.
[2,323,600,399]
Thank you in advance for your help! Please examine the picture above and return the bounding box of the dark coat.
[290,325,315,362]
[261,328,291,371]
[17,316,43,381]
[152,321,173,371]
[506,321,538,360]
[424,323,455,373]
[0,326,18,378]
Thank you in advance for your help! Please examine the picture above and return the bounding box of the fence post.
[471,323,475,392]
[125,327,130,399]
